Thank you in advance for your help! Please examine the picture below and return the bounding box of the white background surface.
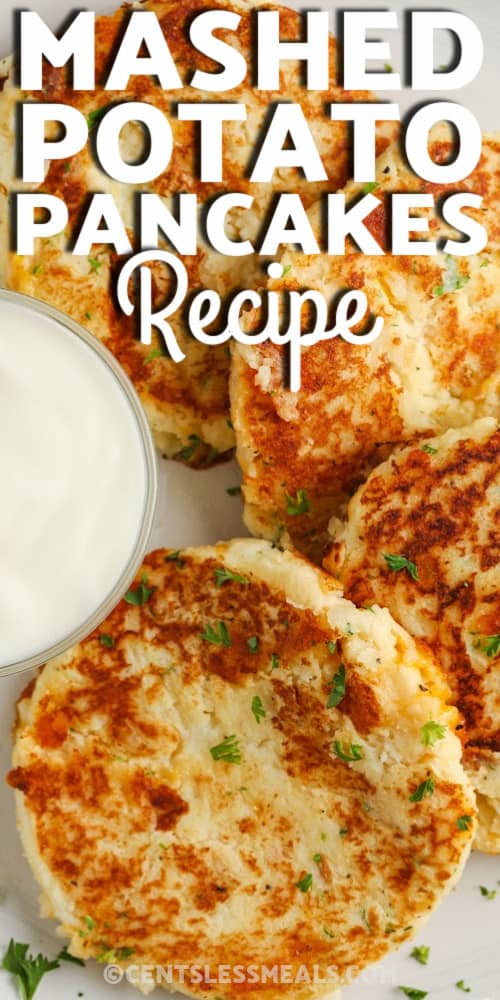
[0,1,499,999]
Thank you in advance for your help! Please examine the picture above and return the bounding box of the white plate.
[1,1,499,997]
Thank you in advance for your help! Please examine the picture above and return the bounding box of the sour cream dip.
[0,290,157,673]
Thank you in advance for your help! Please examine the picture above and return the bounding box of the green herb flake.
[271,653,280,671]
[420,721,447,747]
[313,853,322,864]
[178,434,202,462]
[457,815,473,831]
[411,945,430,966]
[398,989,427,1000]
[84,311,93,321]
[214,567,248,588]
[247,635,259,654]
[421,443,438,455]
[31,264,43,275]
[323,927,334,939]
[251,695,266,724]
[479,885,497,900]
[409,777,435,802]
[165,550,185,568]
[326,640,337,655]
[210,735,241,764]
[483,634,500,658]
[385,63,393,72]
[125,577,154,607]
[200,621,232,647]
[99,634,114,649]
[333,741,363,763]
[327,664,346,709]
[456,982,471,993]
[57,946,85,967]
[144,347,166,363]
[117,947,135,961]
[339,828,348,838]
[433,255,470,297]
[87,105,112,130]
[363,181,379,194]
[88,257,102,273]
[286,489,310,516]
[384,553,419,581]
[282,264,292,276]
[296,873,313,893]
[2,940,61,1000]
[226,485,241,496]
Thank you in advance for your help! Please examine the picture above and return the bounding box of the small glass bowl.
[0,288,158,677]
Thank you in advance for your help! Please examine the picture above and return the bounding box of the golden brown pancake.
[325,419,500,853]
[0,0,394,463]
[8,540,474,997]
[230,129,500,557]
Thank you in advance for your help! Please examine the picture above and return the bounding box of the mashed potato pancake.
[231,130,500,557]
[326,419,500,853]
[8,540,474,998]
[0,0,394,463]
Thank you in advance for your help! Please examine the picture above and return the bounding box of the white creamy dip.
[0,295,152,668]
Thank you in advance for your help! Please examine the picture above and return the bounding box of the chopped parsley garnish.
[214,567,248,588]
[326,640,337,655]
[282,264,292,276]
[333,741,363,762]
[384,553,419,581]
[327,664,346,709]
[83,915,94,931]
[479,885,497,900]
[409,777,435,802]
[363,181,379,194]
[200,621,232,647]
[87,105,112,130]
[99,634,114,649]
[361,908,373,932]
[286,489,310,516]
[271,653,280,670]
[2,940,61,1000]
[323,926,334,938]
[398,989,427,1000]
[433,255,470,297]
[483,634,500,658]
[31,264,43,275]
[296,873,313,893]
[251,696,266,724]
[247,636,259,654]
[124,576,154,606]
[421,443,438,455]
[339,828,348,837]
[84,311,93,321]
[144,347,166,363]
[226,485,241,496]
[411,945,430,965]
[88,257,102,273]
[165,550,185,568]
[57,947,85,966]
[178,435,202,462]
[420,721,447,747]
[456,982,471,993]
[313,854,322,865]
[210,735,242,764]
[457,815,473,831]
